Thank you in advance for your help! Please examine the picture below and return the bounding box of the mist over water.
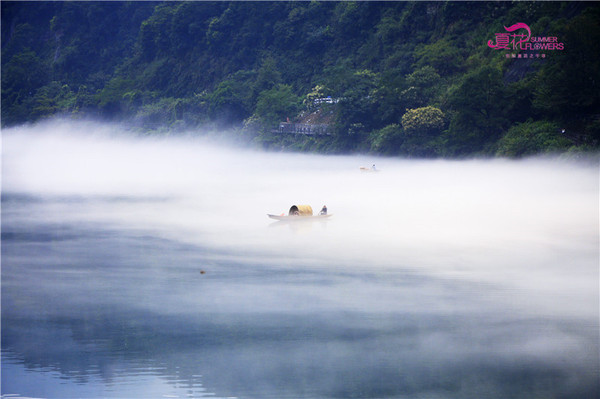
[2,120,599,398]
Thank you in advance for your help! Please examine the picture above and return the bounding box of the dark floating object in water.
[268,204,332,221]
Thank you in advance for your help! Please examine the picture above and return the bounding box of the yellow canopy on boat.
[289,205,313,216]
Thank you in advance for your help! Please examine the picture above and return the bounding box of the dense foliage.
[2,1,599,157]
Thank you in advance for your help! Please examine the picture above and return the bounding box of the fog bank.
[3,120,599,320]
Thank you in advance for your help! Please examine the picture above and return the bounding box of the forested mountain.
[2,1,599,157]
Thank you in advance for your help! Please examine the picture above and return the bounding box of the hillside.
[2,1,599,157]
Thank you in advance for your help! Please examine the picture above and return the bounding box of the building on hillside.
[313,96,339,105]
[274,122,331,135]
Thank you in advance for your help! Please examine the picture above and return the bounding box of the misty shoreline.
[4,117,600,163]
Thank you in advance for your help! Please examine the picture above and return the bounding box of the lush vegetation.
[2,1,599,157]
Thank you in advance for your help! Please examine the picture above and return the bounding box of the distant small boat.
[360,164,379,172]
[268,204,332,221]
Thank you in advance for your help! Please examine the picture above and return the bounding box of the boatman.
[320,205,327,215]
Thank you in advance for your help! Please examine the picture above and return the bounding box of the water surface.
[2,120,598,398]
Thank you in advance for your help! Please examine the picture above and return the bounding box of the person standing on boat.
[319,205,327,215]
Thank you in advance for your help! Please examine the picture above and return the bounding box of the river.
[2,120,598,398]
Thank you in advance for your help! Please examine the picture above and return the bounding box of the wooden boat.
[268,204,332,221]
[268,213,332,221]
[360,164,379,172]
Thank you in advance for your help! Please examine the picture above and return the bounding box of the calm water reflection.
[2,194,598,398]
[2,124,599,398]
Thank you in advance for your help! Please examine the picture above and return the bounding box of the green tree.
[253,56,282,94]
[401,65,441,108]
[445,65,509,155]
[30,82,75,119]
[496,121,572,158]
[1,49,50,123]
[401,106,445,136]
[138,4,176,61]
[207,78,252,124]
[413,38,463,75]
[393,106,446,157]
[370,123,404,154]
[254,84,301,127]
[303,84,331,111]
[334,69,380,148]
[532,7,600,147]
[97,77,135,116]
[374,68,406,126]
[1,0,597,156]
